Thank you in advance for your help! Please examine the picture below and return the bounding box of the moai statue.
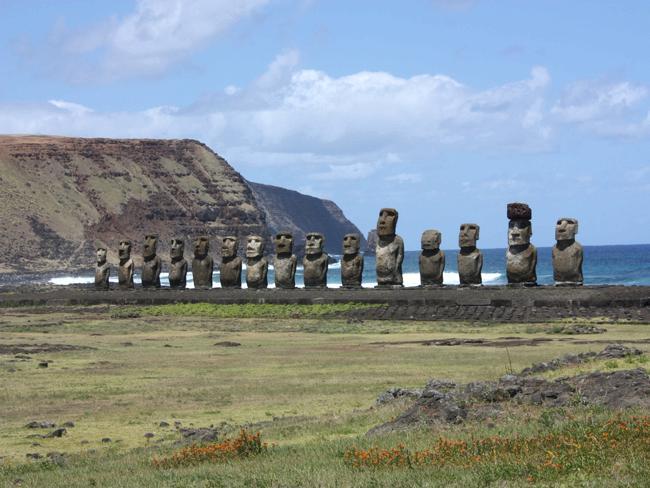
[168,238,188,289]
[375,208,404,287]
[273,232,297,289]
[220,236,242,289]
[506,203,537,286]
[117,240,134,289]
[457,223,483,286]
[94,247,110,290]
[141,234,162,288]
[303,232,328,288]
[341,233,364,288]
[552,218,583,286]
[419,230,445,287]
[192,236,213,289]
[245,235,268,289]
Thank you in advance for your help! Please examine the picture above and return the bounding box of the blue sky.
[1,0,650,249]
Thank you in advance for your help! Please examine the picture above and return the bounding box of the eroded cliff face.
[248,182,366,256]
[0,136,267,272]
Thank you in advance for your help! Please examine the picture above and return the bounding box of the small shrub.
[152,429,267,468]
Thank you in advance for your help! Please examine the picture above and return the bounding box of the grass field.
[1,303,650,486]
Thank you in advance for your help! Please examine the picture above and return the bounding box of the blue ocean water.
[47,244,650,287]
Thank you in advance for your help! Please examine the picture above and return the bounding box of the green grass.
[1,304,650,486]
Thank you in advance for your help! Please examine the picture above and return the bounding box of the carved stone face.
[246,235,264,258]
[274,233,293,255]
[459,223,480,248]
[222,236,238,258]
[96,247,107,265]
[118,240,131,260]
[508,220,532,246]
[305,232,324,255]
[170,238,184,259]
[343,233,360,255]
[193,236,210,259]
[555,218,578,241]
[143,234,158,259]
[377,208,398,238]
[421,230,441,251]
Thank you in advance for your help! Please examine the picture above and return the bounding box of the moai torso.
[457,223,483,286]
[273,232,297,289]
[220,236,242,289]
[419,230,444,286]
[169,238,187,289]
[506,245,537,284]
[303,232,328,288]
[552,218,583,285]
[246,257,268,289]
[220,257,242,288]
[245,235,268,289]
[192,236,213,289]
[341,233,363,288]
[94,248,110,290]
[274,255,297,289]
[169,259,188,289]
[458,249,483,285]
[506,203,537,286]
[117,240,134,289]
[375,208,404,287]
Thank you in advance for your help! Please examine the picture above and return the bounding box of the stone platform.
[1,285,649,322]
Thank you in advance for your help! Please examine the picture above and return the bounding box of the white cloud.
[36,0,269,80]
[551,80,649,136]
[2,56,650,184]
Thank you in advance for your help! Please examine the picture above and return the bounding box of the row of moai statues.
[95,203,583,290]
[94,231,365,290]
[378,204,583,288]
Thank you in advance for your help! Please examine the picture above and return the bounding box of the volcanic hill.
[0,135,362,273]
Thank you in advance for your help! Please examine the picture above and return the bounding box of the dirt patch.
[0,343,94,355]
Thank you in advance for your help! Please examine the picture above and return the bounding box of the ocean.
[46,244,650,288]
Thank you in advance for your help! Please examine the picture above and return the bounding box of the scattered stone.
[38,361,48,368]
[25,421,55,429]
[178,427,219,444]
[45,428,66,438]
[376,387,422,405]
[163,344,173,348]
[101,438,112,443]
[144,432,155,440]
[159,421,170,428]
[25,453,42,460]
[174,421,182,428]
[46,452,66,465]
[80,440,89,445]
[213,341,241,347]
[369,345,650,435]
[62,421,75,428]
[31,443,41,447]
[120,342,134,347]
[14,354,31,360]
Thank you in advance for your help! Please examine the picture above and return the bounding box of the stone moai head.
[459,223,480,248]
[222,236,239,258]
[305,232,325,255]
[143,234,158,259]
[118,240,132,261]
[96,247,107,265]
[170,238,184,260]
[420,230,441,251]
[555,218,579,241]
[274,232,293,255]
[246,235,265,258]
[507,203,532,247]
[193,236,210,259]
[342,233,361,255]
[376,208,398,238]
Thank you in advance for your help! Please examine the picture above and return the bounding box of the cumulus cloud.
[551,80,650,136]
[2,54,649,184]
[28,0,269,81]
